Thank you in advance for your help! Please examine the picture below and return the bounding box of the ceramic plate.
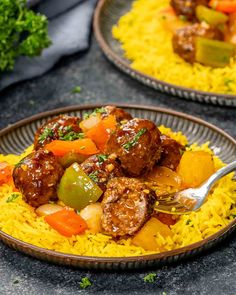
[0,104,235,270]
[94,0,236,107]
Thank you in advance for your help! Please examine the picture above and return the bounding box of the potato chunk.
[177,151,215,188]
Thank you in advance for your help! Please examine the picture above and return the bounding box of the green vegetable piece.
[72,86,81,93]
[6,193,20,203]
[195,37,235,67]
[57,163,103,210]
[143,273,157,283]
[0,0,51,72]
[58,152,87,168]
[196,5,228,26]
[79,277,92,289]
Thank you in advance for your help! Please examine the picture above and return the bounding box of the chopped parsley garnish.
[83,107,107,120]
[89,171,99,182]
[98,154,108,163]
[72,86,81,94]
[6,193,20,203]
[179,15,187,21]
[59,131,84,141]
[123,128,147,150]
[143,273,157,283]
[186,219,192,225]
[38,127,54,143]
[79,277,92,289]
[231,214,236,219]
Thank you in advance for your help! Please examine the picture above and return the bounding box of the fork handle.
[202,160,236,192]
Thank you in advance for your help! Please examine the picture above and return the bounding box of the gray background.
[0,36,235,295]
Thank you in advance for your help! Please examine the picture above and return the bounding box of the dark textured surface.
[0,36,236,295]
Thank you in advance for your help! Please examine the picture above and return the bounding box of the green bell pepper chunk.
[196,5,228,26]
[57,163,103,210]
[195,37,235,67]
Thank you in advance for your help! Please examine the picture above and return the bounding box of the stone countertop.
[0,36,235,295]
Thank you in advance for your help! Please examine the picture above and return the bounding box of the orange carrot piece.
[44,138,99,157]
[86,115,117,151]
[0,162,13,185]
[45,208,88,237]
[209,1,236,13]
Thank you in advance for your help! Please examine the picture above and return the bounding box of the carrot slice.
[209,1,236,13]
[86,115,117,151]
[0,162,13,185]
[44,138,99,157]
[45,208,88,237]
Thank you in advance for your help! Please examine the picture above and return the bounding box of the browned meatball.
[34,115,82,150]
[102,106,133,123]
[159,135,185,171]
[105,118,162,177]
[101,177,156,237]
[80,154,124,191]
[172,23,223,63]
[13,149,64,207]
[170,0,208,21]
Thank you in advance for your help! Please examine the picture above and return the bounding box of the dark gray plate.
[94,0,236,107]
[0,104,235,270]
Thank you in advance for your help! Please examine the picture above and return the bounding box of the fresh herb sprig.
[6,193,20,203]
[38,127,54,144]
[97,154,108,163]
[0,0,51,72]
[79,277,92,289]
[123,128,147,150]
[88,171,99,182]
[143,273,157,283]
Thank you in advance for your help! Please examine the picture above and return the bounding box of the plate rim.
[0,103,235,267]
[93,0,236,105]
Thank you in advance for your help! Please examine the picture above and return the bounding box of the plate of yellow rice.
[0,104,235,270]
[94,0,236,106]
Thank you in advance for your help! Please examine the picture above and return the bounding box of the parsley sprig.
[97,154,108,163]
[143,273,157,283]
[0,0,51,72]
[88,171,99,182]
[38,127,54,144]
[123,128,147,150]
[79,277,92,289]
[6,193,20,203]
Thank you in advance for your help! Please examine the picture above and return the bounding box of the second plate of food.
[0,104,235,270]
[94,0,236,106]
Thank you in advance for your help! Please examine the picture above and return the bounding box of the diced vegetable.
[58,152,88,168]
[195,37,235,67]
[45,208,87,237]
[80,203,103,233]
[159,6,189,33]
[44,138,99,157]
[209,1,236,13]
[0,162,13,185]
[86,115,117,151]
[35,204,63,217]
[146,166,182,188]
[177,151,215,188]
[57,163,103,210]
[132,217,173,251]
[196,5,228,26]
[80,114,101,132]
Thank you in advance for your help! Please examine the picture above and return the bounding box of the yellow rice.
[112,0,236,94]
[0,128,235,257]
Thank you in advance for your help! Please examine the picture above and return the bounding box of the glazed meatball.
[102,106,133,123]
[13,149,64,207]
[34,115,82,150]
[170,0,208,21]
[80,154,124,191]
[159,135,185,171]
[172,23,223,63]
[101,177,156,237]
[105,118,162,177]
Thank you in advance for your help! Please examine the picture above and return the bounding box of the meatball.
[170,0,208,21]
[13,149,64,207]
[34,115,82,150]
[101,177,156,237]
[80,154,124,191]
[105,118,162,177]
[172,23,223,63]
[159,135,185,171]
[102,106,133,123]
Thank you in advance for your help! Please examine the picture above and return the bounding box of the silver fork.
[155,160,236,214]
